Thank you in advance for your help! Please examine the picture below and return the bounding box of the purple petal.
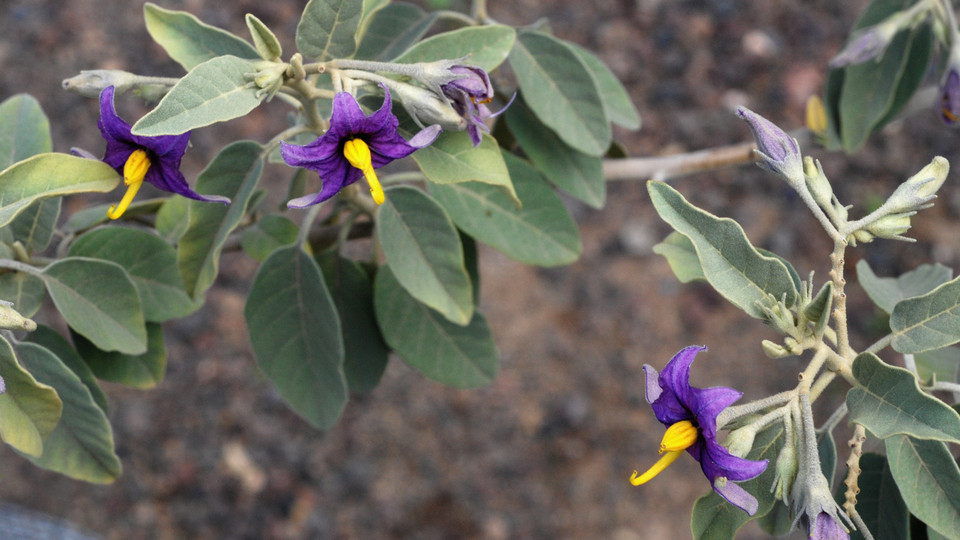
[407,124,442,148]
[940,69,960,126]
[699,440,768,482]
[329,91,370,136]
[713,480,759,515]
[70,147,98,160]
[690,385,742,440]
[642,365,662,404]
[146,161,229,205]
[97,86,134,143]
[811,512,849,540]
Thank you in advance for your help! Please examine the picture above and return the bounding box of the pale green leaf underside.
[885,434,960,539]
[891,274,960,354]
[296,0,363,60]
[143,2,259,71]
[653,231,705,284]
[857,259,953,315]
[412,131,518,205]
[394,25,516,72]
[0,336,61,457]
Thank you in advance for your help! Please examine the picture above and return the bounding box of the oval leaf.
[429,152,581,267]
[648,180,798,318]
[241,215,299,263]
[566,42,640,130]
[0,93,51,167]
[245,246,347,429]
[394,25,516,72]
[652,232,705,284]
[376,186,473,325]
[0,270,45,318]
[296,0,363,60]
[69,228,197,322]
[847,352,960,443]
[885,435,960,539]
[178,141,264,299]
[850,453,910,540]
[354,3,436,61]
[246,13,282,60]
[412,131,517,203]
[16,342,121,483]
[42,257,147,355]
[72,323,167,389]
[0,153,119,229]
[143,2,259,70]
[509,31,611,156]
[857,259,953,315]
[891,274,960,353]
[374,265,497,388]
[28,325,108,415]
[0,336,61,457]
[131,56,263,136]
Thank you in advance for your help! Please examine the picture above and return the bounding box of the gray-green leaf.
[28,325,108,414]
[246,13,283,60]
[72,323,167,389]
[143,2,259,71]
[412,131,518,204]
[891,274,960,354]
[885,434,960,539]
[0,336,61,457]
[857,259,953,315]
[849,453,909,540]
[847,352,960,443]
[653,232,705,284]
[0,270,45,318]
[566,42,640,130]
[0,93,51,168]
[354,3,436,62]
[394,25,516,72]
[296,0,363,61]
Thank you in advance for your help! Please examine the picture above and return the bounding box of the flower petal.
[147,160,229,204]
[713,479,759,515]
[642,364,662,404]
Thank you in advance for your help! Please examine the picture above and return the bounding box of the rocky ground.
[2,0,957,538]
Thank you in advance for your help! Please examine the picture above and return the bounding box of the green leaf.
[566,42,640,130]
[832,0,933,151]
[0,153,119,229]
[143,2,259,70]
[395,25,516,72]
[848,453,909,540]
[28,325,108,414]
[891,274,960,354]
[69,228,198,323]
[847,352,960,443]
[914,347,960,385]
[376,186,473,325]
[354,3,436,61]
[690,422,784,539]
[885,434,960,539]
[857,260,953,314]
[155,196,190,244]
[648,181,798,318]
[0,336,61,457]
[2,198,60,254]
[374,265,497,388]
[804,281,834,338]
[504,96,605,208]
[755,500,792,537]
[16,342,121,483]
[245,13,282,60]
[0,94,51,167]
[509,31,610,156]
[819,428,837,489]
[0,270,45,318]
[429,152,581,267]
[412,131,518,204]
[61,198,165,235]
[296,0,363,60]
[131,56,263,136]
[178,141,264,299]
[72,323,167,389]
[245,246,347,429]
[316,251,389,393]
[241,215,299,263]
[42,257,147,355]
[653,232,705,284]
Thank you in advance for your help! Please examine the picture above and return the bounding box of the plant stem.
[864,333,893,355]
[0,259,45,278]
[716,390,795,427]
[828,239,853,359]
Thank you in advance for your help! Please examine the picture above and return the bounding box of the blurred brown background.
[2,0,957,538]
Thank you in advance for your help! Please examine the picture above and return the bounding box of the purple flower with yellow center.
[630,346,768,515]
[440,65,511,146]
[281,86,440,208]
[97,86,229,219]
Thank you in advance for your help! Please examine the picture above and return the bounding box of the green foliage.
[0,271,45,318]
[143,3,260,71]
[429,152,581,267]
[857,260,953,314]
[648,181,799,318]
[848,453,909,540]
[16,342,121,483]
[509,31,611,156]
[131,56,264,136]
[42,257,147,355]
[0,94,52,167]
[652,232,705,284]
[28,325,108,414]
[395,25,516,72]
[847,352,960,443]
[374,265,498,388]
[890,274,960,353]
[885,434,960,539]
[241,215,299,262]
[245,245,347,429]
[73,323,167,389]
[0,336,62,457]
[412,132,518,203]
[566,42,641,130]
[354,3,436,61]
[296,0,363,61]
[246,14,283,60]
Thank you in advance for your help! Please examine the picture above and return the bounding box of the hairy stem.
[0,259,45,278]
[843,424,867,520]
[717,390,795,428]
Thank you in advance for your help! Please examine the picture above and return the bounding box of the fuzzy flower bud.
[771,441,798,502]
[882,156,949,215]
[386,80,468,132]
[761,339,791,359]
[830,1,932,68]
[737,107,805,186]
[62,69,141,98]
[939,45,960,126]
[724,427,757,459]
[866,213,913,240]
[0,301,37,332]
[803,157,834,210]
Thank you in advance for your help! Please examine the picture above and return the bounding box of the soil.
[2,0,956,539]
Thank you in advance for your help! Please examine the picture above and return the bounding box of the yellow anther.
[108,149,151,220]
[343,138,384,205]
[805,95,827,138]
[630,449,684,486]
[660,419,698,453]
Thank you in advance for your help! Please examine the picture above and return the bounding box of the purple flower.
[940,68,960,126]
[630,346,768,515]
[97,86,228,219]
[280,86,440,207]
[737,107,804,185]
[805,511,850,540]
[0,374,5,394]
[440,65,511,146]
[828,25,895,68]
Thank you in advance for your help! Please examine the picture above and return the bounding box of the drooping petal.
[713,479,759,516]
[699,440,767,482]
[148,159,229,204]
[689,385,743,440]
[642,364,662,404]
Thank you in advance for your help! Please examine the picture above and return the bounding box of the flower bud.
[803,157,834,210]
[724,427,756,458]
[0,301,37,332]
[939,66,960,126]
[866,213,912,240]
[762,339,790,359]
[62,69,140,98]
[737,107,804,186]
[829,21,899,68]
[387,80,468,131]
[882,156,949,215]
[771,442,798,502]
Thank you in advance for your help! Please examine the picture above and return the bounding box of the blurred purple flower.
[828,25,895,68]
[440,65,512,146]
[940,68,960,126]
[737,107,804,184]
[281,86,440,207]
[0,374,5,394]
[805,511,850,540]
[97,86,228,219]
[630,346,768,515]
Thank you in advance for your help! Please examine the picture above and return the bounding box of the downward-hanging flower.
[630,346,768,515]
[440,65,512,146]
[97,86,229,219]
[280,85,440,208]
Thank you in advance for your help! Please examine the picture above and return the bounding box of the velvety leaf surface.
[0,336,61,458]
[891,274,960,354]
[395,25,516,72]
[143,2,259,70]
[73,323,167,390]
[296,0,363,60]
[857,260,953,314]
[885,434,960,539]
[412,132,517,204]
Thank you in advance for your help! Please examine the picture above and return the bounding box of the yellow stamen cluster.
[630,420,699,486]
[343,138,384,205]
[108,149,150,220]
[805,95,828,138]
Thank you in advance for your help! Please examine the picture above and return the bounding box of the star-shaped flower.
[280,86,440,208]
[440,65,512,146]
[630,346,768,515]
[97,86,228,219]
